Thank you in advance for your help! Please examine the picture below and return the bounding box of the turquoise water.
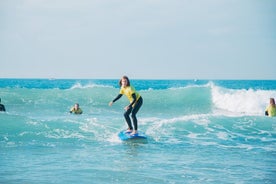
[0,79,276,183]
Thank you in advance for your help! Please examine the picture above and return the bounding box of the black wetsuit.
[112,93,143,131]
[0,104,6,112]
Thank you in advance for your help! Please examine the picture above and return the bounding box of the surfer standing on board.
[109,76,143,135]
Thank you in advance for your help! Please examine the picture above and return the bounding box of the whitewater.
[0,79,275,184]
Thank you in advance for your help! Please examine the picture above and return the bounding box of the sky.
[1,0,276,80]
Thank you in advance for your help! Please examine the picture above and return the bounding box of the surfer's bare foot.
[125,129,132,133]
[131,130,137,135]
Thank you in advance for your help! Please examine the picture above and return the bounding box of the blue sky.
[1,0,276,79]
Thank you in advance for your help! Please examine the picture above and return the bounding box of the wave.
[1,82,275,117]
[1,79,276,90]
[1,111,275,152]
[211,83,276,116]
[1,82,275,149]
[69,82,115,89]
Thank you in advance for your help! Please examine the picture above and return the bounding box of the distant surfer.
[265,98,276,117]
[70,103,83,114]
[109,76,143,135]
[0,98,6,112]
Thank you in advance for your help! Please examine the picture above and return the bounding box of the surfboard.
[118,131,147,141]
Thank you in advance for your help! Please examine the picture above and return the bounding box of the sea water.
[0,79,275,184]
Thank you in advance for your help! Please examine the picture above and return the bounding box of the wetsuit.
[70,107,83,114]
[265,105,276,117]
[0,104,5,112]
[112,85,143,131]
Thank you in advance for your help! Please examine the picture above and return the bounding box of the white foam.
[70,82,114,89]
[216,132,229,140]
[211,84,276,116]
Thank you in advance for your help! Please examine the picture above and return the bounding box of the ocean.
[0,79,275,184]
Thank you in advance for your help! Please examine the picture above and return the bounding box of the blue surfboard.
[118,131,147,141]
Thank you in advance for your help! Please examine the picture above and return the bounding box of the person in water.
[0,98,6,112]
[109,76,143,135]
[70,103,83,114]
[265,98,276,117]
